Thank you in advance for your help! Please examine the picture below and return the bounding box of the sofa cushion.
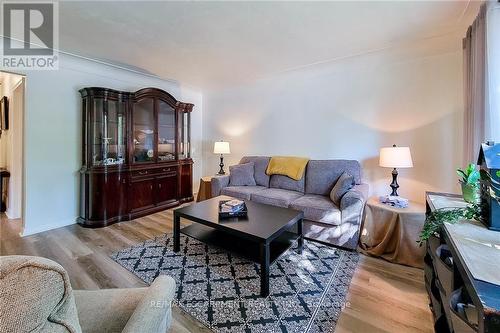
[251,188,303,208]
[229,162,256,186]
[240,156,271,187]
[290,194,342,226]
[269,174,305,193]
[329,171,354,205]
[305,160,361,195]
[221,185,267,200]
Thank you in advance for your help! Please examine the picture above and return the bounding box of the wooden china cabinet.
[78,87,194,227]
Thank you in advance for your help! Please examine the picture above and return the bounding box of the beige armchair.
[0,255,176,333]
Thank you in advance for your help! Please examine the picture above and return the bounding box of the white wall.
[202,36,464,203]
[2,48,203,236]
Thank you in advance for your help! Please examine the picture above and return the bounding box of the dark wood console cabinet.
[78,87,194,227]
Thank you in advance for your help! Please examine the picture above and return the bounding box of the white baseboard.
[21,218,77,237]
[5,209,21,219]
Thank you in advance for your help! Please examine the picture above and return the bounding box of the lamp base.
[390,168,399,196]
[217,155,225,175]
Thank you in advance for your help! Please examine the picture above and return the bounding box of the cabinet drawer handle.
[159,184,162,188]
[150,185,153,190]
[139,171,148,175]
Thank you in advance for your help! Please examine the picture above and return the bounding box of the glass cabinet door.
[133,98,155,163]
[157,100,176,161]
[91,98,126,166]
[179,111,191,159]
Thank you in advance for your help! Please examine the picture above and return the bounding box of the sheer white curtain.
[463,0,500,164]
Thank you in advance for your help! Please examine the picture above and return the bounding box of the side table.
[358,196,426,268]
[0,168,10,212]
[196,176,213,202]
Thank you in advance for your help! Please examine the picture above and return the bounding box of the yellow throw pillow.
[266,156,309,181]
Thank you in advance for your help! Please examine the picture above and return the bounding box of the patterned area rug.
[111,233,359,333]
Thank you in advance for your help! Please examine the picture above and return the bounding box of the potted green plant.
[457,163,480,203]
[417,164,483,246]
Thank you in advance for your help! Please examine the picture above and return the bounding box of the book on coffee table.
[218,199,248,218]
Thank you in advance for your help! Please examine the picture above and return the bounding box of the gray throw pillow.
[229,162,256,186]
[330,172,354,205]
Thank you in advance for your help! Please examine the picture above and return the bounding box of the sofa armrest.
[211,175,230,197]
[74,288,145,333]
[340,183,369,226]
[122,275,176,333]
[74,275,176,333]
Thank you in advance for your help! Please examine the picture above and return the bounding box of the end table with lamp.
[197,141,231,202]
[358,144,425,268]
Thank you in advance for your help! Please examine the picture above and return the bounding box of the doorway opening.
[0,71,26,233]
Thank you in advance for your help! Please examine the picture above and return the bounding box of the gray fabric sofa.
[0,255,176,333]
[212,156,369,250]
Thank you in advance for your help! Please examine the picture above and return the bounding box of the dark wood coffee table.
[173,195,304,297]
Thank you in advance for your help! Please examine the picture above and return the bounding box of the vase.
[461,183,480,204]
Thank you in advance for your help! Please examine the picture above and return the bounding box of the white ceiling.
[59,1,480,91]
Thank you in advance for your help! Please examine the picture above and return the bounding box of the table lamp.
[213,141,230,175]
[379,144,413,196]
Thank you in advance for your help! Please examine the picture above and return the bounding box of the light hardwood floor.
[0,210,434,333]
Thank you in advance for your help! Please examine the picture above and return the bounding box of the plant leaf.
[466,163,476,176]
[468,170,480,184]
[457,169,468,182]
[418,204,480,246]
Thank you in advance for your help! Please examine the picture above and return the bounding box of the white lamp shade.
[379,146,413,168]
[213,141,230,154]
